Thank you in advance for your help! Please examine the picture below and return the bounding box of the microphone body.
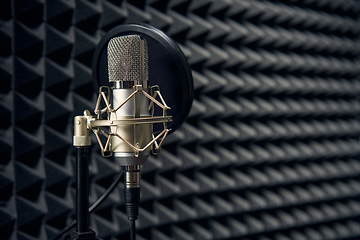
[107,35,151,228]
[108,35,152,166]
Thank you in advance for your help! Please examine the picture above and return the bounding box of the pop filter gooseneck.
[92,23,194,134]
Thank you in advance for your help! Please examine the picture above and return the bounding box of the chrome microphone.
[108,35,152,166]
[107,35,150,229]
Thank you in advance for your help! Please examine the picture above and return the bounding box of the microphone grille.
[108,35,148,82]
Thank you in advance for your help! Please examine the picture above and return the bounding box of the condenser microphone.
[107,35,152,166]
[107,35,151,237]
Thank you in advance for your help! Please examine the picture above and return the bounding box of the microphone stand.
[72,115,96,240]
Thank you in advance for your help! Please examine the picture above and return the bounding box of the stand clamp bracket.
[73,112,92,147]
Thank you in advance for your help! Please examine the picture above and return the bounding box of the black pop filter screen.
[93,24,194,134]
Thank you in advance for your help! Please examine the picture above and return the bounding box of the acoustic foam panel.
[0,0,360,239]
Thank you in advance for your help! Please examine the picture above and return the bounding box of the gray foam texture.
[0,0,360,239]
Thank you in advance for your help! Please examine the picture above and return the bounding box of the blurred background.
[1,0,360,239]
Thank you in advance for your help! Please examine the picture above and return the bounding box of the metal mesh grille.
[108,35,148,82]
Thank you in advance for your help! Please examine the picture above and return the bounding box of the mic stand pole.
[72,114,96,240]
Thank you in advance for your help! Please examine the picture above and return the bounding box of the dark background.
[1,0,360,239]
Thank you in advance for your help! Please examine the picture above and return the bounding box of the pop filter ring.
[92,23,194,134]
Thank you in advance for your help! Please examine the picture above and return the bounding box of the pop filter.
[92,23,193,134]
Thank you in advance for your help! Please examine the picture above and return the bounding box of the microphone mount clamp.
[79,84,172,158]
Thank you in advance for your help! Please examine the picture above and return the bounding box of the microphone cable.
[130,219,136,240]
[49,170,123,240]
